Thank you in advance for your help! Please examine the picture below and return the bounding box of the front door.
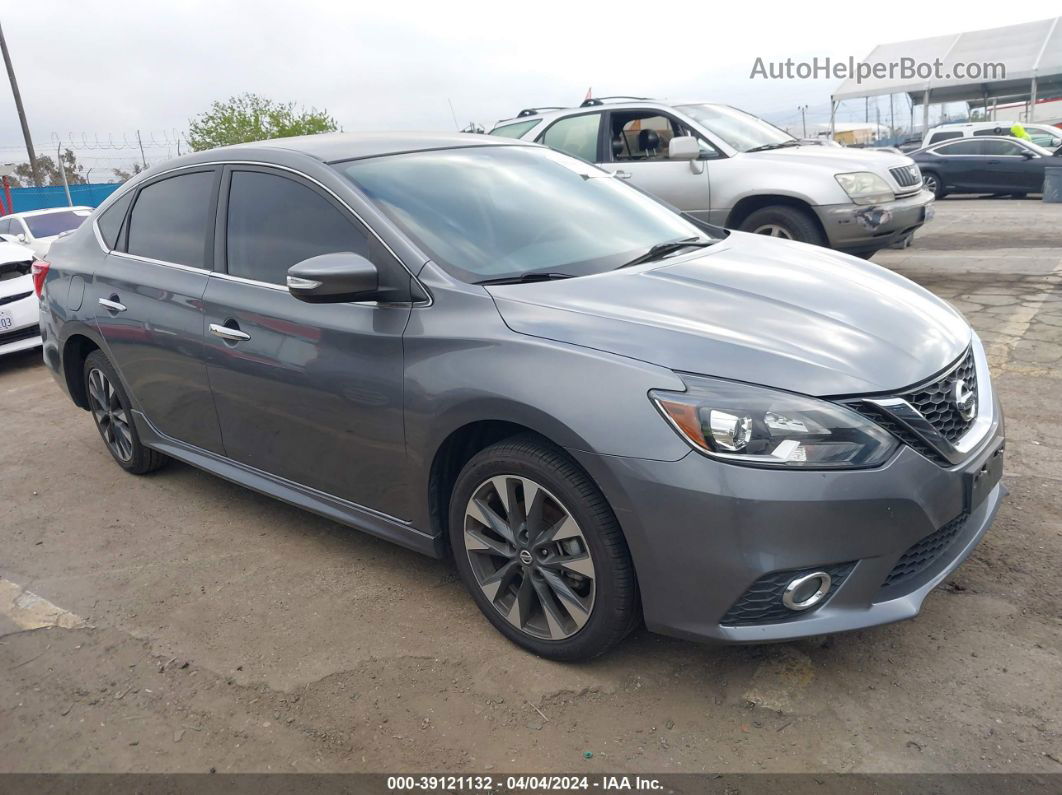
[92,167,225,453]
[598,110,713,220]
[202,166,412,518]
[975,139,1047,193]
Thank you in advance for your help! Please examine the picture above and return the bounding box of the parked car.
[0,206,93,258]
[911,136,1062,198]
[922,121,1062,150]
[490,97,934,258]
[40,132,1004,660]
[0,240,44,356]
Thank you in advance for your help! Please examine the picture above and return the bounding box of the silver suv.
[492,97,935,257]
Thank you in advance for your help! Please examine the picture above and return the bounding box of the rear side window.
[927,131,963,144]
[225,170,369,286]
[489,120,540,139]
[935,140,981,155]
[127,171,216,267]
[538,114,601,162]
[96,191,133,250]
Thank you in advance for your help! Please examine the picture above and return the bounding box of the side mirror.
[668,136,700,161]
[286,252,380,303]
[1020,150,1036,160]
[1051,137,1061,148]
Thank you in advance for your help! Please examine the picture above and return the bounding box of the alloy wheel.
[87,368,133,462]
[463,475,596,640]
[924,174,940,194]
[752,224,794,239]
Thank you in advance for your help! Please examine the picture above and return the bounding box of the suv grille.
[882,513,968,589]
[901,348,977,444]
[720,562,854,626]
[890,165,921,189]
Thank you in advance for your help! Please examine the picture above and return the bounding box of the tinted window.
[489,120,540,139]
[935,140,982,155]
[539,114,601,162]
[127,171,215,267]
[341,146,712,283]
[972,128,1006,136]
[24,210,87,238]
[225,170,368,285]
[980,139,1025,156]
[96,191,134,250]
[928,131,963,144]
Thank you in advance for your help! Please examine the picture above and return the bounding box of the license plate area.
[964,438,1004,512]
[0,309,13,330]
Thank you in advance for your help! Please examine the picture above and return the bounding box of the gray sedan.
[38,132,1004,659]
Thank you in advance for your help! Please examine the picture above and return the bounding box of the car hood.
[744,144,915,171]
[487,233,971,396]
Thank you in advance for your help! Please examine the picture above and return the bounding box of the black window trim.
[602,108,725,164]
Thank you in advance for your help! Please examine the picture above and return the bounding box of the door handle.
[613,170,632,180]
[98,297,126,313]
[209,322,251,342]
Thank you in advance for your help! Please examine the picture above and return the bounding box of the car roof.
[496,99,716,125]
[8,206,93,218]
[215,130,532,163]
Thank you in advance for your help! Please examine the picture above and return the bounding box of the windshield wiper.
[616,237,716,270]
[745,140,802,153]
[476,272,574,286]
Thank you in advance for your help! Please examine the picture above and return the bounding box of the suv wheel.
[449,434,638,661]
[84,350,169,475]
[740,206,824,246]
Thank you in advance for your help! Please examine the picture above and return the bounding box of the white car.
[0,206,93,258]
[0,241,42,356]
[922,121,1062,150]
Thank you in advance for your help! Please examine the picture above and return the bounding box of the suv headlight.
[650,374,898,469]
[835,171,894,205]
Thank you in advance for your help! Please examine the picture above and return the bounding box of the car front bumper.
[0,294,42,356]
[815,189,935,254]
[570,394,1004,644]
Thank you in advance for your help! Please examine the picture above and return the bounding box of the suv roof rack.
[579,96,651,107]
[516,106,567,118]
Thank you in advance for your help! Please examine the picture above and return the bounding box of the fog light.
[782,571,832,611]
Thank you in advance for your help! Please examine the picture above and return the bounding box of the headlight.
[835,171,894,205]
[650,374,898,469]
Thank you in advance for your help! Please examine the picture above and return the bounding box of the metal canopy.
[833,16,1062,103]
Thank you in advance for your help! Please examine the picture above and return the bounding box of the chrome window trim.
[860,336,994,467]
[90,158,432,305]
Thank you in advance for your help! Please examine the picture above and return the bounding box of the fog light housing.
[782,571,832,611]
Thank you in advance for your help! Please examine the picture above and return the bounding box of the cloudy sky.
[0,2,1045,175]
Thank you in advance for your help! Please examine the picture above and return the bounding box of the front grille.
[850,403,950,466]
[890,164,921,188]
[720,562,855,626]
[0,290,32,307]
[901,348,977,444]
[882,513,968,589]
[0,324,40,346]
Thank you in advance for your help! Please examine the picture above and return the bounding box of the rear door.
[201,165,412,517]
[91,167,225,453]
[927,140,983,191]
[597,110,714,219]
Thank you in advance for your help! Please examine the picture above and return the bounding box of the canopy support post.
[1030,76,1038,123]
[922,89,931,135]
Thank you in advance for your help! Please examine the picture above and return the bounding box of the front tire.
[922,171,946,199]
[449,434,638,661]
[84,350,169,475]
[740,205,824,246]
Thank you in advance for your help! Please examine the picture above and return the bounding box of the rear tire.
[740,205,824,246]
[922,171,946,199]
[84,350,169,475]
[449,434,638,661]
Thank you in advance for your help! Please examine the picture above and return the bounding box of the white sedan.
[0,240,42,356]
[0,206,92,258]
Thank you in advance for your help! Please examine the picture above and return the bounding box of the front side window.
[24,210,87,239]
[127,171,216,267]
[96,191,134,250]
[676,104,794,152]
[610,113,675,162]
[340,145,713,284]
[225,170,368,286]
[489,119,540,139]
[538,114,601,162]
[980,139,1024,156]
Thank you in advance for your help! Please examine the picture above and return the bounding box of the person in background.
[1010,122,1032,141]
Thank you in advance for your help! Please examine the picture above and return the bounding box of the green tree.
[187,93,339,151]
[9,149,87,188]
[111,163,145,182]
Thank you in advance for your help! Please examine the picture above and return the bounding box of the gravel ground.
[0,197,1060,774]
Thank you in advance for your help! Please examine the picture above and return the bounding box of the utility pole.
[0,20,40,187]
[798,105,808,138]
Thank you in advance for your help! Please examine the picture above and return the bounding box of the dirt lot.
[1,198,1060,774]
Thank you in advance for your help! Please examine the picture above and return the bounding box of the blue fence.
[5,183,121,213]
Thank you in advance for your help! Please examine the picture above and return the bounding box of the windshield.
[677,104,795,152]
[339,145,711,283]
[24,210,87,238]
